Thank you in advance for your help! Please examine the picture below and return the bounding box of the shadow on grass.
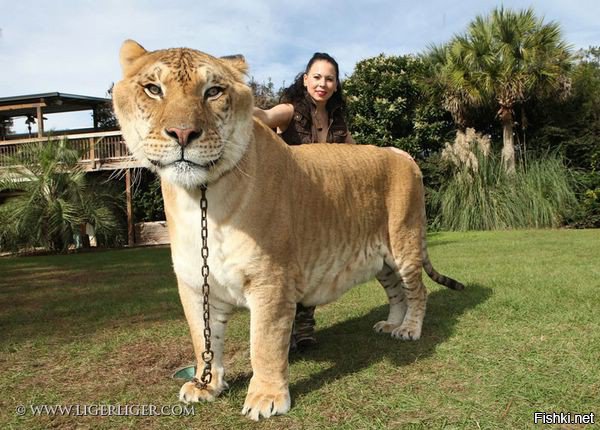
[0,248,181,347]
[223,284,491,401]
[283,283,492,400]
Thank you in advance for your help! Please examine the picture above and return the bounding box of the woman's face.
[303,59,338,105]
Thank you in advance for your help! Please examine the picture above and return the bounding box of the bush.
[344,54,453,156]
[429,144,578,230]
[0,139,125,252]
[132,170,165,222]
[567,170,600,228]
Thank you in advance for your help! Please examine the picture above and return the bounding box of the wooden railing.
[0,131,140,171]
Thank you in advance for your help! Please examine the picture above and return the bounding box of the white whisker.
[232,160,252,180]
[108,168,126,182]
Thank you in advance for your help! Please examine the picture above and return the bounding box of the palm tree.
[431,7,572,172]
[0,139,123,251]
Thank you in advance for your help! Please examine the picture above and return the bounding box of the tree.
[559,48,600,173]
[0,139,124,251]
[132,169,165,222]
[522,46,600,227]
[95,84,118,129]
[526,47,600,170]
[344,54,453,156]
[249,77,281,109]
[430,7,572,172]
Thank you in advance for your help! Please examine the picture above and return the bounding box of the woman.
[254,52,352,352]
[253,52,354,145]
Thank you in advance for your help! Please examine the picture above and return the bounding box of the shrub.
[0,139,124,252]
[429,133,578,230]
[132,170,165,222]
[344,54,453,156]
[567,170,600,228]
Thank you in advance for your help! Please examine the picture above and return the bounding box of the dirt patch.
[113,338,194,380]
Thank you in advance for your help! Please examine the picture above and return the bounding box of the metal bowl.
[172,365,196,381]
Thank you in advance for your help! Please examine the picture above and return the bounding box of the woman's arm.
[253,103,294,131]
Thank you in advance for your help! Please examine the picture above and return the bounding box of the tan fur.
[113,40,463,421]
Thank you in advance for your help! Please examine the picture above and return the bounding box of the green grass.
[0,230,598,429]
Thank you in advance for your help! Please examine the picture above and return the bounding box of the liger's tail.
[421,212,465,290]
[423,252,465,290]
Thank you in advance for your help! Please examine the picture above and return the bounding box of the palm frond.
[0,138,124,252]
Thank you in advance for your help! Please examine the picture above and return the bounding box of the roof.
[0,92,111,118]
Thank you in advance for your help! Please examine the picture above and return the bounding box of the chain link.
[192,184,214,390]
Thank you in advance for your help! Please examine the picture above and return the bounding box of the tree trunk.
[500,111,516,174]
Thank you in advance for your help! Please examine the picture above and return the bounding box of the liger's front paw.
[241,378,291,421]
[374,320,422,340]
[179,378,228,403]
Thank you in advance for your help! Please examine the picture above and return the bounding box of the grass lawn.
[0,229,598,429]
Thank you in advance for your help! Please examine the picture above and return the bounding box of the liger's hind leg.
[374,263,408,334]
[394,262,427,340]
[375,262,427,341]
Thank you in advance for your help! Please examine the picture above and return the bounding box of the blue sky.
[1,0,598,132]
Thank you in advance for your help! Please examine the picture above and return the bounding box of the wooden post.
[89,137,96,169]
[93,108,98,129]
[36,105,44,137]
[126,168,135,246]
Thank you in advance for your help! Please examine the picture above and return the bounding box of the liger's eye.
[205,86,224,99]
[144,84,163,97]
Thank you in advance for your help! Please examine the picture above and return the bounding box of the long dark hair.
[280,52,347,113]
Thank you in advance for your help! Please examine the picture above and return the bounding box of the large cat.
[112,40,463,421]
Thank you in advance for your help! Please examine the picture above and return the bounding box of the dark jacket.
[279,96,348,145]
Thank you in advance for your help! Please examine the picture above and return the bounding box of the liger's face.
[112,41,254,189]
[303,60,338,105]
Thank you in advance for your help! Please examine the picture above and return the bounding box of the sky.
[1,0,598,133]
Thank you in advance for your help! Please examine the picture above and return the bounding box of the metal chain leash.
[191,184,214,390]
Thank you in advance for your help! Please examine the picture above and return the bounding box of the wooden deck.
[0,130,140,171]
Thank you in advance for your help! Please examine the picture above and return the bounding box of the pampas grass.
[430,136,577,230]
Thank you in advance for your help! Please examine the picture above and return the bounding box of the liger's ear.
[220,54,248,76]
[119,39,148,74]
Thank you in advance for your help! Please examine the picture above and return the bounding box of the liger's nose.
[165,127,202,147]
